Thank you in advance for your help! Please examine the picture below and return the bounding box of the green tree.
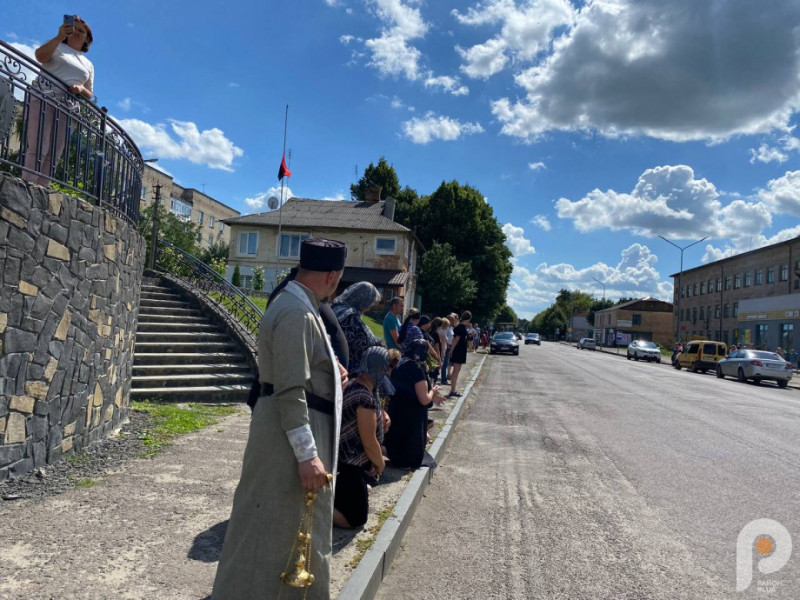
[586,298,615,325]
[139,202,201,266]
[232,264,242,288]
[350,156,400,202]
[252,265,265,291]
[495,304,518,326]
[417,242,477,317]
[412,181,513,322]
[199,241,229,266]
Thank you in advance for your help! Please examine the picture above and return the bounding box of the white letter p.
[736,518,792,592]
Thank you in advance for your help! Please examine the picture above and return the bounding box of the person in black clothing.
[447,311,471,397]
[383,339,446,469]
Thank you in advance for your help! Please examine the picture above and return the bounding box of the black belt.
[250,382,334,416]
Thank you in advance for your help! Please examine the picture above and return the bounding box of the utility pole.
[658,235,708,344]
[148,182,162,270]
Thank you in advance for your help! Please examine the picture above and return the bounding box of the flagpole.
[276,104,289,260]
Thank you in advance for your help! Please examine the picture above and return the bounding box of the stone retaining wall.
[0,173,145,480]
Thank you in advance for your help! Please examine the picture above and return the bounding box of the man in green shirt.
[383,296,404,350]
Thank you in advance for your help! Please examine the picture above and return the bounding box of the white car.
[627,340,662,362]
[716,349,793,388]
[577,337,596,350]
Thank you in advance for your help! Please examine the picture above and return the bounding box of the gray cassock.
[213,281,342,600]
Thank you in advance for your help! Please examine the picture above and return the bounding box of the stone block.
[27,361,44,380]
[31,415,47,441]
[63,421,76,436]
[32,235,48,261]
[25,381,48,400]
[44,357,58,382]
[8,228,35,255]
[46,240,70,261]
[78,247,96,262]
[41,278,62,300]
[0,442,24,465]
[10,457,34,477]
[30,266,53,289]
[54,310,72,341]
[0,416,5,436]
[103,244,116,261]
[2,179,32,217]
[93,382,104,407]
[5,329,36,353]
[48,193,62,216]
[103,404,113,422]
[32,439,46,467]
[18,280,38,296]
[67,220,85,251]
[0,312,6,333]
[4,256,21,286]
[0,206,26,229]
[9,396,35,414]
[48,223,68,244]
[29,293,53,320]
[28,208,43,237]
[5,412,27,443]
[105,212,117,234]
[86,263,108,280]
[61,436,74,453]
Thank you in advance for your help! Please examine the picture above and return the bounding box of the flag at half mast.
[278,153,292,180]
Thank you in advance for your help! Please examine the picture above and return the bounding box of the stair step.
[136,322,221,332]
[137,313,207,323]
[130,384,252,402]
[132,352,244,364]
[140,291,184,301]
[141,285,173,293]
[137,307,204,317]
[135,332,229,342]
[132,363,251,373]
[139,299,195,309]
[134,341,236,350]
[133,372,252,382]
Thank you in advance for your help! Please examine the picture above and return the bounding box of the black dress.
[451,323,468,365]
[384,360,429,469]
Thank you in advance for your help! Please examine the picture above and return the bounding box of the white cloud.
[424,75,469,96]
[390,96,415,111]
[228,82,240,88]
[490,0,800,143]
[701,224,800,263]
[244,185,294,212]
[757,170,800,215]
[502,223,535,257]
[531,215,551,231]
[401,112,484,144]
[118,118,244,171]
[362,0,429,80]
[556,164,772,242]
[507,243,673,318]
[9,41,37,60]
[322,192,347,201]
[749,143,788,164]
[454,0,574,79]
[528,161,546,171]
[117,97,132,111]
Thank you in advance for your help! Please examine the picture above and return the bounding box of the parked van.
[674,341,727,373]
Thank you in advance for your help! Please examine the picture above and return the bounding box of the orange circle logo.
[756,537,773,555]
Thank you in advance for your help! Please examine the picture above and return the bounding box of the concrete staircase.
[131,281,256,402]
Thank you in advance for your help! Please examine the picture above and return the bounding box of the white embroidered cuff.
[286,424,318,462]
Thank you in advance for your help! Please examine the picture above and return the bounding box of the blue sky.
[7,1,800,318]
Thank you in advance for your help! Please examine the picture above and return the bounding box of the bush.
[232,264,241,287]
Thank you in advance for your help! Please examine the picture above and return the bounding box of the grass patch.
[363,314,384,339]
[75,478,97,488]
[132,401,238,456]
[346,502,396,568]
[248,296,268,312]
[64,451,92,466]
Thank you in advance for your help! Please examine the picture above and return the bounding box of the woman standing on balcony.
[24,15,94,185]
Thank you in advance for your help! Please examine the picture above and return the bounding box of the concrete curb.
[335,353,489,600]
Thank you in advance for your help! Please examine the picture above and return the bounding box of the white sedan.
[716,349,793,388]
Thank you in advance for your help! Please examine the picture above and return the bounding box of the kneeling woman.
[333,347,393,529]
[384,339,446,469]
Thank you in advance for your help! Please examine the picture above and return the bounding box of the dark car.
[525,333,541,345]
[490,332,519,355]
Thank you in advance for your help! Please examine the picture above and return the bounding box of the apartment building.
[140,164,239,250]
[671,236,800,350]
[593,298,674,347]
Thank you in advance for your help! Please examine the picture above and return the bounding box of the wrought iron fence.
[155,239,264,345]
[0,39,143,224]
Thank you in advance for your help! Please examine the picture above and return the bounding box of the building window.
[700,281,706,294]
[238,232,258,256]
[208,234,213,246]
[755,324,768,347]
[767,268,775,284]
[693,283,698,295]
[170,196,192,221]
[692,307,698,322]
[279,233,310,258]
[375,237,397,255]
[198,211,205,225]
[733,302,738,317]
[780,264,789,281]
[680,309,684,321]
[221,222,225,233]
[755,269,763,285]
[708,279,714,292]
[196,232,202,243]
[686,284,691,297]
[724,304,730,318]
[744,272,752,287]
[209,216,215,228]
[723,330,729,345]
[716,278,722,292]
[241,275,253,290]
[141,186,147,201]
[734,274,741,289]
[715,305,720,318]
[699,307,705,320]
[725,276,731,291]
[680,286,685,298]
[780,323,794,351]
[632,314,642,325]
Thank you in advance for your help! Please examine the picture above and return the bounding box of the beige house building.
[140,164,239,251]
[594,298,674,347]
[225,196,423,307]
[671,235,800,350]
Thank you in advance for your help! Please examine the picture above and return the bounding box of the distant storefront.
[737,294,800,351]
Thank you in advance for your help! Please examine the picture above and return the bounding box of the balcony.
[0,39,142,224]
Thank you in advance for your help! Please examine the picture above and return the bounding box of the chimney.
[364,185,382,203]
[383,197,396,221]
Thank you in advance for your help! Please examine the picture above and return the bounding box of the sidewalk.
[0,351,489,600]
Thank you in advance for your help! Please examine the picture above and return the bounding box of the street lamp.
[658,235,708,344]
[591,276,606,302]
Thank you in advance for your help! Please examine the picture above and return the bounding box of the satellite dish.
[268,196,279,210]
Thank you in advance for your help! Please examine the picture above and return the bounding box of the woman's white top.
[43,44,94,92]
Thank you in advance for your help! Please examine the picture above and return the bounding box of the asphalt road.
[375,342,800,600]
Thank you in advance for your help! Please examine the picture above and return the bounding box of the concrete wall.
[0,174,145,480]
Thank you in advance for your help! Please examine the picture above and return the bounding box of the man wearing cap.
[213,238,347,600]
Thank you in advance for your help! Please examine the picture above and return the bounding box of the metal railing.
[155,239,263,346]
[0,39,142,224]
